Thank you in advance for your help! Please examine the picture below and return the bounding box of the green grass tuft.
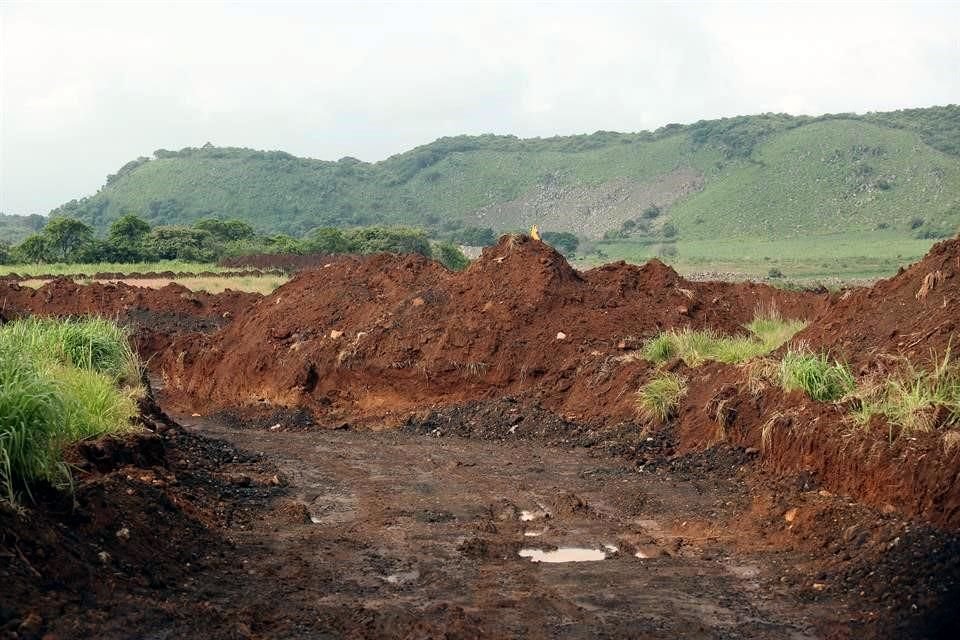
[849,351,960,436]
[642,310,806,367]
[0,317,142,503]
[778,350,855,402]
[636,372,688,422]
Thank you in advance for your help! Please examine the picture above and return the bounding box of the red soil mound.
[796,236,960,368]
[218,252,348,271]
[0,278,261,359]
[163,235,824,425]
[1,277,259,320]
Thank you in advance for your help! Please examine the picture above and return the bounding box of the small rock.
[329,329,343,339]
[784,508,798,523]
[812,583,826,592]
[556,332,567,340]
[228,474,253,487]
[818,490,834,497]
[881,503,897,515]
[98,551,112,564]
[116,527,131,541]
[191,413,201,417]
[269,423,281,431]
[744,447,759,455]
[411,297,425,306]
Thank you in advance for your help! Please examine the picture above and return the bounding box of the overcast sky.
[1,1,958,216]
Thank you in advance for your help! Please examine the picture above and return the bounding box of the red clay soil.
[676,361,960,528]
[0,278,261,359]
[0,278,259,320]
[795,236,960,369]
[162,235,825,425]
[218,251,347,271]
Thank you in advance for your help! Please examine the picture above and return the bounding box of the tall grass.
[849,351,960,436]
[778,350,855,402]
[636,372,688,422]
[643,309,806,367]
[0,318,142,503]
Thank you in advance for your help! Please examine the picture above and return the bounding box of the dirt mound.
[1,278,261,360]
[797,236,960,368]
[1,277,259,319]
[162,235,824,425]
[218,252,348,271]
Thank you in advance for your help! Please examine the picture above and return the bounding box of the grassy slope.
[672,120,960,239]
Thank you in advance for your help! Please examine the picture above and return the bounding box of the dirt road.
[170,415,844,639]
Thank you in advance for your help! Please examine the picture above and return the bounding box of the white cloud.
[1,0,958,215]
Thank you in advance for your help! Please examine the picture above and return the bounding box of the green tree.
[0,241,11,265]
[108,214,152,261]
[15,234,48,263]
[541,231,579,256]
[194,218,255,242]
[456,226,496,246]
[146,226,216,261]
[43,217,94,261]
[345,226,432,257]
[301,227,354,254]
[435,242,470,271]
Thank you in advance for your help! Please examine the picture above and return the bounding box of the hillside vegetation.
[11,106,957,280]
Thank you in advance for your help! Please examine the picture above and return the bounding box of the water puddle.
[523,530,544,537]
[519,547,608,563]
[519,509,548,522]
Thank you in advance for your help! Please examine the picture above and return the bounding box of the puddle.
[519,510,548,522]
[519,547,608,563]
[523,530,544,537]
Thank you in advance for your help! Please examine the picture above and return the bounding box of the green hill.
[39,106,960,276]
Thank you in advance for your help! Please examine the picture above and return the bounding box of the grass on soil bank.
[747,348,959,439]
[643,309,806,367]
[636,372,688,423]
[848,351,960,436]
[0,317,142,503]
[0,260,225,277]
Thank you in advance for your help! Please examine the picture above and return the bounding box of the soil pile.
[218,252,347,271]
[796,236,960,368]
[164,235,823,424]
[1,278,261,358]
[1,277,259,319]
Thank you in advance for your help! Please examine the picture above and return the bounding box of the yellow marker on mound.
[530,225,541,241]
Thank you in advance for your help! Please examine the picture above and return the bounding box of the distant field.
[0,260,234,277]
[578,232,941,281]
[18,275,288,295]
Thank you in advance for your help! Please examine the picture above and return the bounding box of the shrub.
[767,267,784,279]
[636,372,688,422]
[778,350,855,402]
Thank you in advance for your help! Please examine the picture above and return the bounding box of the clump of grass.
[0,347,69,502]
[778,349,855,402]
[636,372,688,422]
[848,351,960,436]
[0,317,142,503]
[642,308,806,367]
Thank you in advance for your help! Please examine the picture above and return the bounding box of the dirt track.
[159,413,874,639]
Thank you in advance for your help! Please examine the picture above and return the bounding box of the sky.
[1,1,959,216]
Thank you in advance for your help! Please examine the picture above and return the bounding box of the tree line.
[0,215,476,271]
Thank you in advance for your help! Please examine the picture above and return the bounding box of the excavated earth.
[2,235,959,640]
